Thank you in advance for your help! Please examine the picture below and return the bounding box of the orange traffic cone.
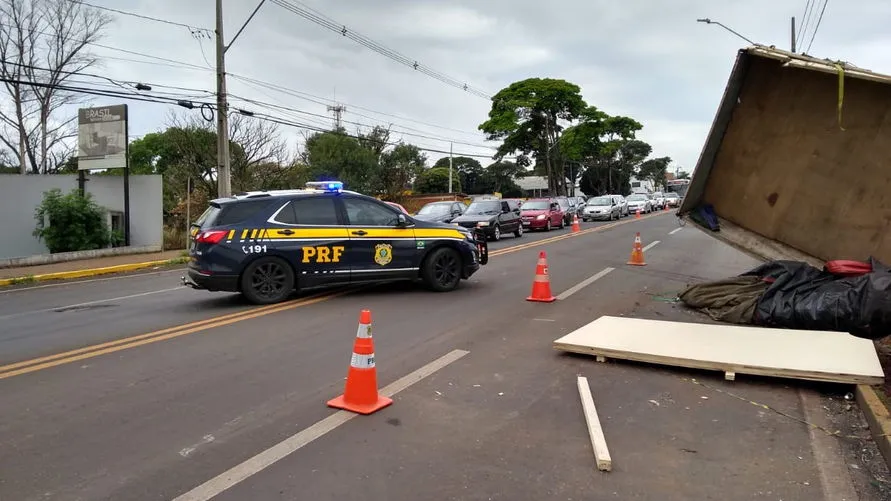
[527,251,557,302]
[571,213,581,233]
[635,209,641,219]
[627,232,647,266]
[327,309,393,415]
[663,204,669,212]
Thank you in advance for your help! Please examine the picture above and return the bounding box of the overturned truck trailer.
[679,46,891,265]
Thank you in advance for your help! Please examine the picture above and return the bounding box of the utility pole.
[215,0,231,198]
[791,16,797,52]
[448,142,453,194]
[327,104,346,130]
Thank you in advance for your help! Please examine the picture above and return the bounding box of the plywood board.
[577,376,612,472]
[554,316,884,385]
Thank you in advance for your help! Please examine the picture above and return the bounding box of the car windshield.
[665,193,679,198]
[627,195,647,202]
[587,197,612,206]
[465,201,501,215]
[521,200,550,210]
[417,203,451,216]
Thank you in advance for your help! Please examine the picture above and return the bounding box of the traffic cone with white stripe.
[526,251,557,302]
[635,209,641,219]
[327,309,393,415]
[627,232,647,266]
[571,213,581,233]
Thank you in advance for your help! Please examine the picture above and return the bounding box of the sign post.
[77,104,130,246]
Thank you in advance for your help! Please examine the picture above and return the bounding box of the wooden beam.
[576,376,612,472]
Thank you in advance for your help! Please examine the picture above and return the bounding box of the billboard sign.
[77,104,128,170]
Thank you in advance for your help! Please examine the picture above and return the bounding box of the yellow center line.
[0,289,352,380]
[0,212,669,381]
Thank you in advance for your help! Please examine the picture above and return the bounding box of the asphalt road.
[1,211,888,501]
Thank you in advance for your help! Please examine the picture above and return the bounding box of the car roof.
[211,188,362,205]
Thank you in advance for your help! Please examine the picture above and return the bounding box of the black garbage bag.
[741,257,891,339]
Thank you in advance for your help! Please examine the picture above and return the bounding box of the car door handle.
[351,230,368,236]
[279,229,294,236]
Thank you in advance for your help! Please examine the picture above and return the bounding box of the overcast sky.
[84,0,891,174]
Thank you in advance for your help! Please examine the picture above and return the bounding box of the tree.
[486,160,523,193]
[414,167,460,194]
[479,78,587,195]
[303,130,379,194]
[378,143,426,201]
[433,155,486,194]
[33,188,111,253]
[564,109,646,196]
[676,169,690,179]
[0,0,111,174]
[638,156,672,190]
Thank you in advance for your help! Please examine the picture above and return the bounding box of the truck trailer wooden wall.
[682,47,891,263]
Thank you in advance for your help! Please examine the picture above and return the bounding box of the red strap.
[825,260,872,276]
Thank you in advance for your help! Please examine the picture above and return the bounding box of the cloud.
[28,0,891,173]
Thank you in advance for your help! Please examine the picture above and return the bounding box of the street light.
[696,18,757,46]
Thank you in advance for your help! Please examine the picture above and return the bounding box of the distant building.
[513,175,573,197]
[629,177,655,194]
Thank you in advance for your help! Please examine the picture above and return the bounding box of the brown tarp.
[679,276,768,324]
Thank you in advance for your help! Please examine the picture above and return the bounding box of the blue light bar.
[306,181,343,192]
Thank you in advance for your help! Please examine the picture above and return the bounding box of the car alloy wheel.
[426,247,461,291]
[242,257,294,304]
[493,225,501,241]
[546,219,552,231]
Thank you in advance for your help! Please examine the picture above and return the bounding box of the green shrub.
[33,189,111,253]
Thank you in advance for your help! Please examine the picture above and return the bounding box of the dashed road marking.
[556,267,615,301]
[172,349,471,501]
[643,240,661,252]
[669,228,682,235]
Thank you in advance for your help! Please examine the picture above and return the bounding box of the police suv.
[183,181,488,304]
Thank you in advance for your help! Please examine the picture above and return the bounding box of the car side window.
[272,197,339,226]
[452,203,463,214]
[343,197,400,226]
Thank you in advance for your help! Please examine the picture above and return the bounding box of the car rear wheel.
[422,247,462,292]
[240,256,295,305]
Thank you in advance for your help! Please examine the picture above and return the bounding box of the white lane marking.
[669,228,682,235]
[0,286,187,321]
[556,267,615,301]
[173,349,470,501]
[0,268,184,295]
[533,318,556,322]
[642,240,661,252]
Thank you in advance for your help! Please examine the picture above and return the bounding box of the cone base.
[327,394,393,415]
[626,261,647,266]
[526,295,557,302]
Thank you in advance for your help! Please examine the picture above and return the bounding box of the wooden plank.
[576,376,612,472]
[555,316,884,386]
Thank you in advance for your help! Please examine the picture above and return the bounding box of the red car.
[520,198,565,231]
[383,201,409,214]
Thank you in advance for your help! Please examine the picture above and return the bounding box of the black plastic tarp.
[741,257,891,339]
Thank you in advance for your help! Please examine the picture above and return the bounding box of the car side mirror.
[396,213,409,227]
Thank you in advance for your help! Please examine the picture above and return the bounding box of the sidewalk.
[0,250,187,282]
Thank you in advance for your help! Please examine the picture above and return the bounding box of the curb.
[0,258,189,287]
[856,384,891,470]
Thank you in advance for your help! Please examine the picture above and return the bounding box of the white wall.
[0,174,162,259]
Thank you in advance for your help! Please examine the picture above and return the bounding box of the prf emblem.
[302,245,345,263]
[374,243,393,266]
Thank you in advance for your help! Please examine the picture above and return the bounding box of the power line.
[66,0,213,38]
[0,76,504,161]
[269,0,491,99]
[797,0,815,47]
[804,0,829,54]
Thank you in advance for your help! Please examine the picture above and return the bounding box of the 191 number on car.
[242,244,267,254]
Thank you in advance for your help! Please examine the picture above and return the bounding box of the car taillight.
[196,229,228,244]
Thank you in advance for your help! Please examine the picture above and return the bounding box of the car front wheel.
[492,224,501,241]
[240,256,295,305]
[545,219,552,231]
[421,247,462,292]
[514,223,523,238]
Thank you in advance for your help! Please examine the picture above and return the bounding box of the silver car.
[606,194,629,217]
[582,196,621,221]
[625,193,653,214]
